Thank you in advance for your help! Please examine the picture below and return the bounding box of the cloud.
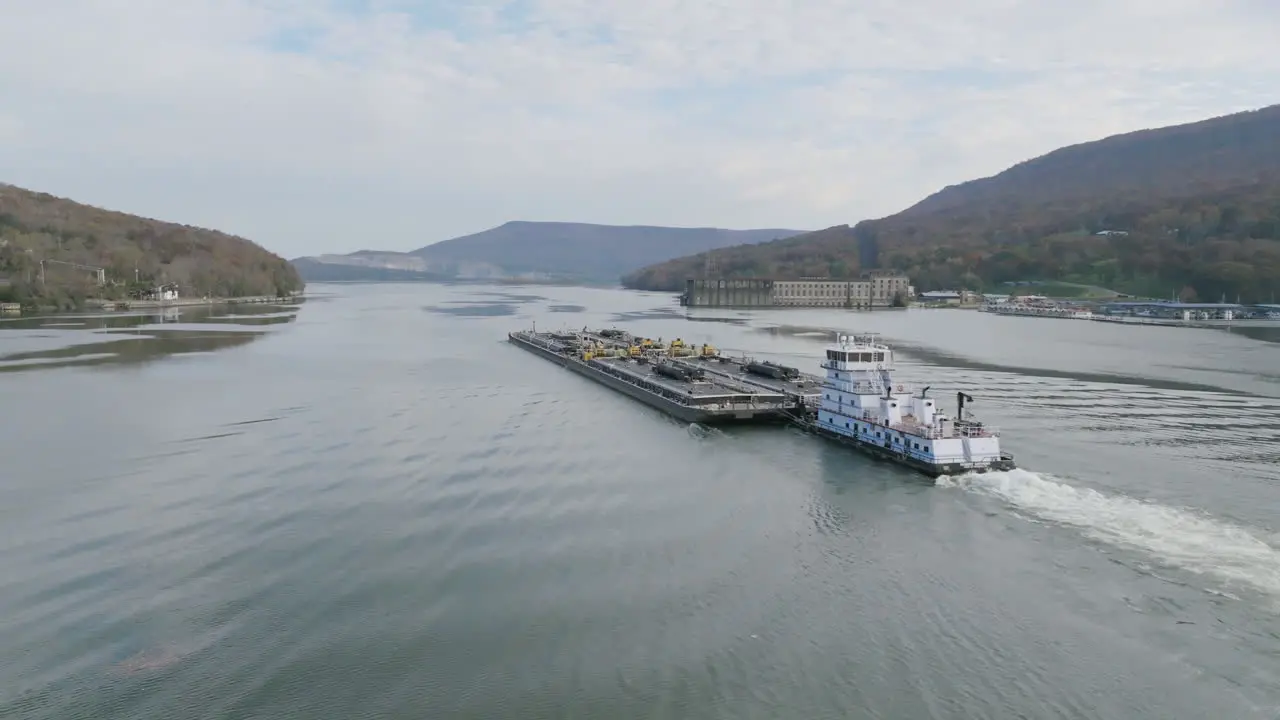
[0,0,1276,257]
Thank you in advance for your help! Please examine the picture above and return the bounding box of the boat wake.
[937,469,1280,602]
[686,422,723,439]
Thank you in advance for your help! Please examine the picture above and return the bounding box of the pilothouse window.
[830,348,885,363]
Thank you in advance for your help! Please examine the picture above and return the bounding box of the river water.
[2,282,1279,719]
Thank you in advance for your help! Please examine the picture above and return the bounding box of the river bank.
[0,293,303,315]
[88,294,302,311]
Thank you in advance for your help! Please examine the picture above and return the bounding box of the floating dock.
[507,327,818,424]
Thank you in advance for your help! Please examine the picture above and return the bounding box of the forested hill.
[623,104,1280,302]
[0,183,302,307]
[900,104,1280,217]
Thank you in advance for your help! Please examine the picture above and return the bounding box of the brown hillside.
[0,183,303,307]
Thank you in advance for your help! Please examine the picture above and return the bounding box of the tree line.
[623,185,1280,303]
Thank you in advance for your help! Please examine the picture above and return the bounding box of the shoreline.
[88,294,302,311]
[1,293,304,315]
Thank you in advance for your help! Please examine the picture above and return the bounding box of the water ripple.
[3,287,1278,720]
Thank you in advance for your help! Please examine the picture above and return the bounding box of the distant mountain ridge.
[623,103,1280,302]
[292,221,806,284]
[289,257,452,283]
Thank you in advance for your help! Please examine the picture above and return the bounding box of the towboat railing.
[842,409,1000,439]
[825,380,888,394]
[956,423,999,437]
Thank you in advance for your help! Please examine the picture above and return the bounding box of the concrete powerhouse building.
[683,273,912,308]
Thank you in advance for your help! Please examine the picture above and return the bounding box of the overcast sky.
[1,1,1276,259]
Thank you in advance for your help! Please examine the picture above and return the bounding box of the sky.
[1,1,1277,259]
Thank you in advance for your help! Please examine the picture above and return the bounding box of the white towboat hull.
[796,417,1016,477]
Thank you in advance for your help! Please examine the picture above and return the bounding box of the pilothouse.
[801,333,1015,476]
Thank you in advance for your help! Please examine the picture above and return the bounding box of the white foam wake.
[937,469,1280,600]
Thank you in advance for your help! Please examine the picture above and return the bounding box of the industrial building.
[684,272,911,309]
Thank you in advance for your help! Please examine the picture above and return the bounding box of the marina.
[508,325,1015,476]
[980,296,1094,320]
[980,296,1280,325]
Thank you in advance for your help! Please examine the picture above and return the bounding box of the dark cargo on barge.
[507,327,817,424]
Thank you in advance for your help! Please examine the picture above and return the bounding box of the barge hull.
[793,417,1016,478]
[508,332,781,425]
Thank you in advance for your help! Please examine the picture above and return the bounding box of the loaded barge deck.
[703,356,822,401]
[507,328,818,424]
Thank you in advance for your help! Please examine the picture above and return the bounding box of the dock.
[508,327,819,424]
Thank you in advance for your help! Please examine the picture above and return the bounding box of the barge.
[508,325,1016,477]
[793,333,1016,477]
[507,327,814,424]
[697,355,821,408]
